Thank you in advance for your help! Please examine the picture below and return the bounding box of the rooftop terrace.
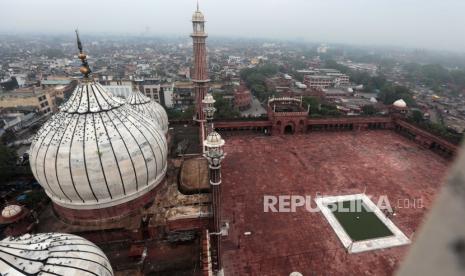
[221,131,449,275]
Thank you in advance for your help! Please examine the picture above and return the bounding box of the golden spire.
[75,29,92,78]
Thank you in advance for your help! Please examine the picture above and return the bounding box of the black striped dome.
[0,233,113,275]
[127,89,169,134]
[29,80,167,210]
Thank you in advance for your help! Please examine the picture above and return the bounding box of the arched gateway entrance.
[284,124,294,134]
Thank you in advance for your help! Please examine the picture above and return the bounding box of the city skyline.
[2,0,465,53]
[1,2,464,275]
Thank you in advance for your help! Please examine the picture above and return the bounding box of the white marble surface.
[29,81,168,210]
[127,89,169,134]
[0,233,113,276]
[2,205,22,218]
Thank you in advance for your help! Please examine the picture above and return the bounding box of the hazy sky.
[1,0,465,52]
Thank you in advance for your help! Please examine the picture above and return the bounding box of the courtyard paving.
[220,130,450,275]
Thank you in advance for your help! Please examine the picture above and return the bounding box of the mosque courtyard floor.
[220,130,450,276]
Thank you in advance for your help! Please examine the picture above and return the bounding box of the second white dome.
[127,89,169,135]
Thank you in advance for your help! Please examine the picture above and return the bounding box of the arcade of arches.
[214,116,457,159]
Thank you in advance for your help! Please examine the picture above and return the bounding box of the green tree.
[404,62,465,92]
[409,110,424,123]
[0,129,16,145]
[302,96,320,114]
[22,190,48,209]
[361,105,377,115]
[240,63,280,102]
[324,59,350,74]
[167,106,195,120]
[378,85,415,106]
[303,96,342,117]
[213,94,240,119]
[323,59,388,92]
[319,104,341,117]
[0,144,18,180]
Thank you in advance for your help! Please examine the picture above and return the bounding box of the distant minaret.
[191,2,209,121]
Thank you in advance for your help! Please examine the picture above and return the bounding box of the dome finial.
[75,29,92,78]
[197,0,199,11]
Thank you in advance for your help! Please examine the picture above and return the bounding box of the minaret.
[204,131,225,275]
[191,2,209,122]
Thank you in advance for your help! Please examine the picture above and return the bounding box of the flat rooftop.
[220,131,449,275]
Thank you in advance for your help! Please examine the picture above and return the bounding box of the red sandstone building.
[216,96,456,158]
[267,97,309,135]
[24,6,219,275]
[191,3,209,122]
[233,83,252,110]
[11,4,462,276]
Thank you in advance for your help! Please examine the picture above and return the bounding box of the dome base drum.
[53,179,164,226]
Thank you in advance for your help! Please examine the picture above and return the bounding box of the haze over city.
[1,1,465,275]
[2,0,465,52]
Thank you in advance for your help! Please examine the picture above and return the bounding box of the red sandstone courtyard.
[220,131,450,275]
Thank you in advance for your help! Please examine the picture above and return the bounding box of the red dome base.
[53,181,164,226]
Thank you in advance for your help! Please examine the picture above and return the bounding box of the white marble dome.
[29,81,167,210]
[1,205,22,218]
[192,10,205,22]
[205,131,225,148]
[0,233,113,275]
[393,99,407,108]
[127,89,169,134]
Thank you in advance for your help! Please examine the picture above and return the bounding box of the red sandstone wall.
[53,181,165,226]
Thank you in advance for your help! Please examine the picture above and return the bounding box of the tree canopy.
[324,59,388,92]
[403,63,465,93]
[0,143,18,181]
[167,106,195,120]
[240,64,279,102]
[302,96,342,117]
[361,105,377,115]
[406,114,462,144]
[213,93,240,119]
[377,85,415,106]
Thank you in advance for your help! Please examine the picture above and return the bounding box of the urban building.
[0,111,36,133]
[161,83,175,108]
[233,83,252,110]
[303,68,350,88]
[140,79,174,108]
[142,83,161,101]
[327,72,350,86]
[40,78,73,89]
[100,79,134,98]
[173,81,195,109]
[304,75,334,89]
[0,87,63,115]
[0,77,19,91]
